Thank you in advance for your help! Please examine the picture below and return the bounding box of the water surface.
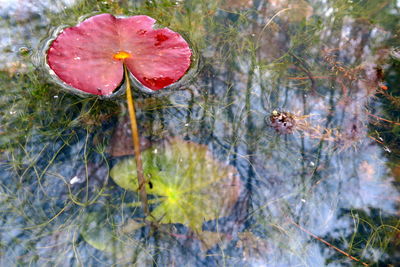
[0,0,399,266]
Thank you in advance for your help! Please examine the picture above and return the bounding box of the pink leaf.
[46,14,192,96]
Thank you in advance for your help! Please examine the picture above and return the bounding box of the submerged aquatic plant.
[110,138,241,231]
[46,13,192,96]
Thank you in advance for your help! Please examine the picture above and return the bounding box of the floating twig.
[366,111,400,126]
[288,76,334,80]
[289,219,369,266]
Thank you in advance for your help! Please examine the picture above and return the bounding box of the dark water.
[1,0,399,266]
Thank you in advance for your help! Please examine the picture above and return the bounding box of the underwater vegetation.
[0,0,399,266]
[110,138,241,231]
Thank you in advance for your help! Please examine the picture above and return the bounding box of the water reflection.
[0,0,399,266]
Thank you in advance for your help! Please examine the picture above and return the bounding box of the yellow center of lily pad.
[166,188,180,204]
[113,51,131,60]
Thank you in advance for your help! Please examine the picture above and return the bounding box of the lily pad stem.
[124,64,149,216]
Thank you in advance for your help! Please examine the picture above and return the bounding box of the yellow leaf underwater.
[110,138,241,231]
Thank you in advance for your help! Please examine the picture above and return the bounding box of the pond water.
[1,0,399,266]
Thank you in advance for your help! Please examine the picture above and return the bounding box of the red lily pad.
[46,14,192,96]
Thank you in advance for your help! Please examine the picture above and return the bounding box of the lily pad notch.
[44,13,194,216]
